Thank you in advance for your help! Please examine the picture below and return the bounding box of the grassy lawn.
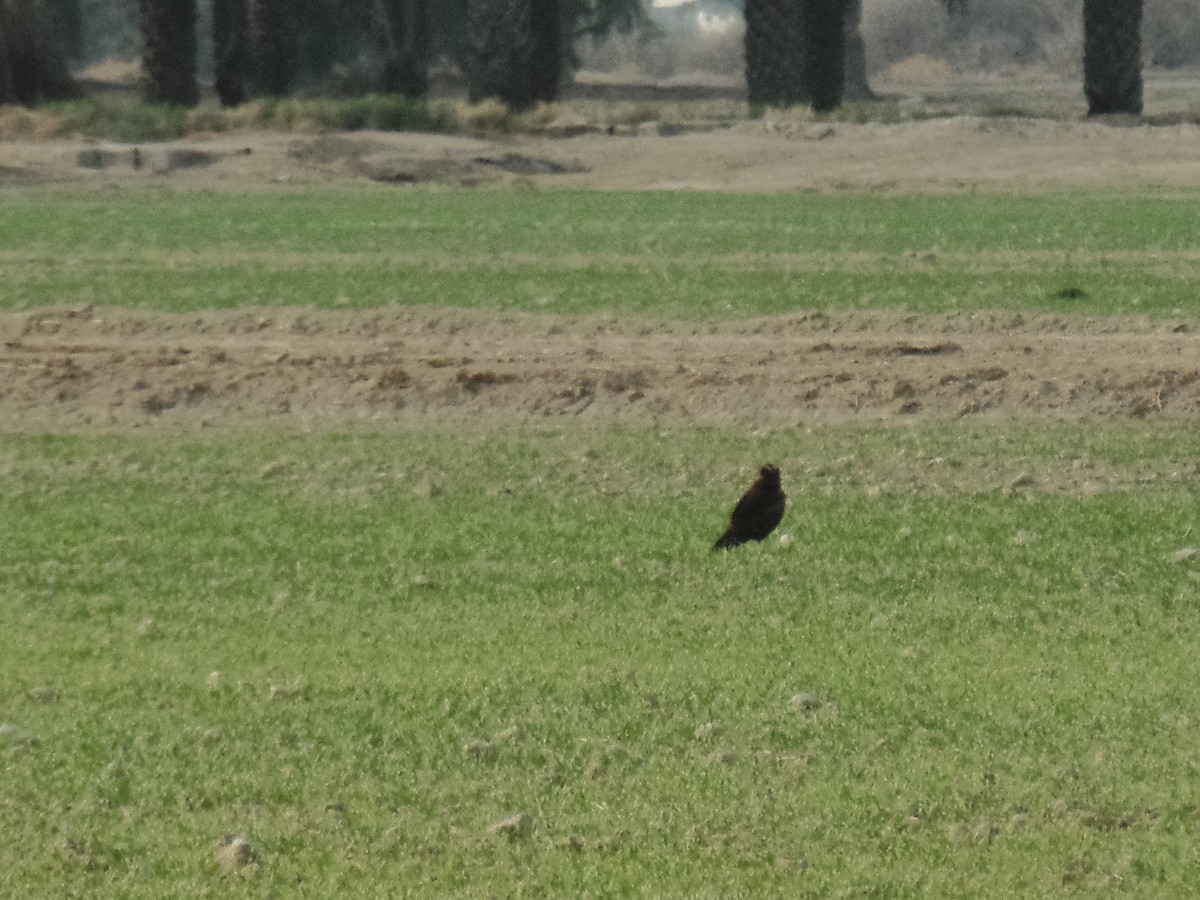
[3,425,1199,895]
[1,189,1198,317]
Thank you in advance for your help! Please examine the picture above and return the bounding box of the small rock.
[216,836,257,874]
[694,722,720,741]
[789,692,821,712]
[412,479,442,499]
[206,671,222,690]
[26,687,57,704]
[488,813,532,841]
[1012,530,1034,546]
[1170,548,1197,563]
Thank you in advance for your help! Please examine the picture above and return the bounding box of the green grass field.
[2,189,1198,317]
[3,186,1200,895]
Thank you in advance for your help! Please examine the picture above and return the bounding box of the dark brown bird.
[714,464,786,550]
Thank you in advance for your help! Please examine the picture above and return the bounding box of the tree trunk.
[804,0,848,113]
[528,0,561,104]
[213,0,248,106]
[0,23,16,105]
[248,0,291,97]
[375,0,432,97]
[139,0,199,106]
[467,0,559,109]
[744,0,806,107]
[1083,0,1143,115]
[0,0,78,105]
[841,0,873,101]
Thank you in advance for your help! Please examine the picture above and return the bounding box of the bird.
[713,464,786,550]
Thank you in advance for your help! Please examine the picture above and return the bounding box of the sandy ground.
[2,91,1199,431]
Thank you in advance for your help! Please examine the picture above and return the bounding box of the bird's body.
[714,464,786,550]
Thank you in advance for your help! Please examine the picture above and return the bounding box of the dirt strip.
[2,306,1197,430]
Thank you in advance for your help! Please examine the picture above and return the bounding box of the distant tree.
[443,0,640,76]
[564,0,642,62]
[373,0,432,97]
[139,0,199,105]
[465,0,562,107]
[213,0,248,106]
[1083,0,1143,115]
[248,0,292,96]
[744,0,805,107]
[466,0,532,105]
[805,0,848,112]
[529,0,562,103]
[0,0,81,105]
[743,0,849,111]
[0,10,16,104]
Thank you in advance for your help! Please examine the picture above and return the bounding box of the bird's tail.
[713,530,742,551]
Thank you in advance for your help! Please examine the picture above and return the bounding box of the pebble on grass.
[788,692,821,712]
[694,722,720,741]
[216,836,258,875]
[1170,548,1197,563]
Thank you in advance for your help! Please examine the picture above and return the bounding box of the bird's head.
[759,464,781,485]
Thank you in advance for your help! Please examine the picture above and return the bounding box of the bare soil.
[3,305,1197,430]
[3,114,1200,194]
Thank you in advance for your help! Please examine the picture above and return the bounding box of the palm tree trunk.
[528,0,561,103]
[467,0,550,109]
[213,0,248,106]
[139,0,199,106]
[744,0,805,107]
[249,0,291,97]
[0,23,16,105]
[804,0,848,113]
[1083,0,1143,115]
[376,0,432,97]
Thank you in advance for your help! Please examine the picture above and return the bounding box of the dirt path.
[3,305,1197,430]
[2,115,1200,194]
